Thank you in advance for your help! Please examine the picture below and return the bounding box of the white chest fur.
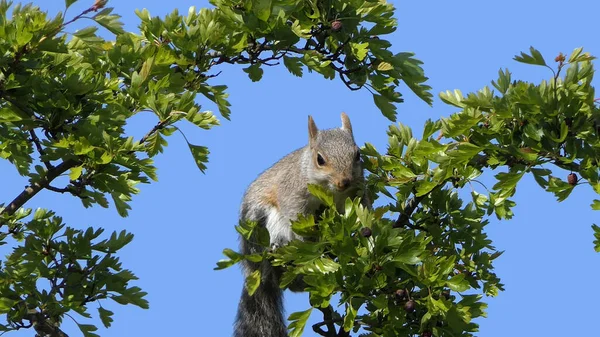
[265,207,300,246]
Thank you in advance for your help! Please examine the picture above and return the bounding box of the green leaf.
[243,64,264,82]
[376,61,393,71]
[288,308,312,337]
[350,42,369,61]
[592,224,600,252]
[111,193,131,217]
[101,230,134,252]
[290,19,310,38]
[255,226,271,247]
[591,200,600,211]
[298,257,341,274]
[283,56,303,77]
[439,89,465,108]
[111,286,149,309]
[373,94,397,122]
[139,56,154,83]
[236,220,258,241]
[98,307,114,328]
[393,239,424,264]
[343,302,357,332]
[0,298,15,314]
[198,84,231,119]
[545,122,569,143]
[65,0,78,9]
[393,249,422,264]
[73,137,94,155]
[76,324,100,337]
[447,143,482,164]
[253,0,272,22]
[16,28,33,46]
[391,163,417,181]
[514,46,547,66]
[73,26,98,38]
[245,270,261,296]
[69,166,83,180]
[0,107,28,122]
[531,168,551,189]
[291,214,317,237]
[493,171,525,198]
[186,111,220,130]
[187,143,210,173]
[568,47,595,63]
[415,180,438,197]
[447,274,470,292]
[547,176,574,202]
[145,130,168,157]
[523,123,543,141]
[392,52,433,105]
[491,68,511,94]
[307,184,334,207]
[93,8,125,35]
[215,248,243,270]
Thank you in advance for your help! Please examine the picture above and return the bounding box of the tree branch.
[393,194,425,229]
[0,114,172,223]
[25,310,70,337]
[0,159,78,219]
[136,118,170,149]
[337,323,351,337]
[393,179,451,230]
[312,306,337,337]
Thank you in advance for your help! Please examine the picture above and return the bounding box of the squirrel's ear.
[308,115,318,144]
[340,112,353,133]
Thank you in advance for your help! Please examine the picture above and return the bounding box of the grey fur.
[233,114,367,337]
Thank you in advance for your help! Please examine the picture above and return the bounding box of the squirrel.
[233,113,369,337]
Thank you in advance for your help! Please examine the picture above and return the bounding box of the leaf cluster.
[0,0,434,335]
[218,47,600,337]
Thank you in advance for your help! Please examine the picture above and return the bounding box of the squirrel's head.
[306,113,362,192]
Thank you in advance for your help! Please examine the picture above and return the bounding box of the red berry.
[567,173,578,185]
[92,0,107,10]
[395,289,406,300]
[404,299,415,312]
[422,331,432,337]
[331,20,342,32]
[361,227,372,237]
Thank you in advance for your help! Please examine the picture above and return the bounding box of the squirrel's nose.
[337,178,351,191]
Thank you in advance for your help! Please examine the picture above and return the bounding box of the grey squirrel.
[233,113,368,337]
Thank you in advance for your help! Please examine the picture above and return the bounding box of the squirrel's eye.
[354,150,361,162]
[317,153,326,166]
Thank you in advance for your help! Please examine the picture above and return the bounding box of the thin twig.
[136,118,170,147]
[29,129,52,169]
[338,72,362,91]
[45,185,78,196]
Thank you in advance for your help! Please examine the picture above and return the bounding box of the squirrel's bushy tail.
[233,262,287,337]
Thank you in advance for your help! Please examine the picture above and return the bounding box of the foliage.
[218,47,600,337]
[1,0,598,336]
[0,0,430,336]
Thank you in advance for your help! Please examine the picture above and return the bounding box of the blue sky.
[2,0,599,336]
